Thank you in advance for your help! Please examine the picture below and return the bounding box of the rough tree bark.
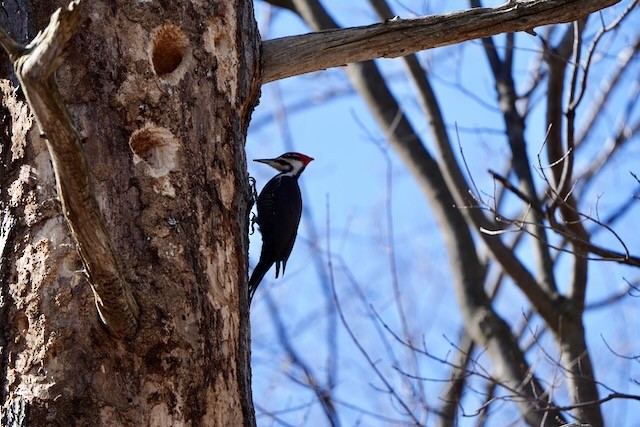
[1,0,259,424]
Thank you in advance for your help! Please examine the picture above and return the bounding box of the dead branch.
[262,0,621,83]
[0,0,139,339]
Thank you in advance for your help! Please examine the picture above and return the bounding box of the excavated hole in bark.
[129,125,179,178]
[150,24,190,76]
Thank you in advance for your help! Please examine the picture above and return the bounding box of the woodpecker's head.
[254,152,314,177]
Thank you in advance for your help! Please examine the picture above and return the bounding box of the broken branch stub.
[0,0,140,339]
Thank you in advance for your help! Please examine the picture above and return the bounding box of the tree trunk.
[1,0,260,425]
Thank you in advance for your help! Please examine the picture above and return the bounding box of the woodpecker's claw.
[249,176,257,200]
[250,212,258,235]
[248,176,258,210]
[248,176,258,235]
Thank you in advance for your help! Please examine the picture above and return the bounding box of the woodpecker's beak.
[254,158,283,172]
[254,158,277,166]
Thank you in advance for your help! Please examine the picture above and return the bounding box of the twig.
[324,196,423,425]
[568,0,640,112]
[264,294,341,427]
[488,169,545,216]
[538,392,640,412]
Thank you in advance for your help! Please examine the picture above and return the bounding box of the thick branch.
[262,0,621,83]
[366,0,562,330]
[0,0,139,339]
[364,0,564,333]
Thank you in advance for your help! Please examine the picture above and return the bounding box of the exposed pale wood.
[262,0,621,83]
[0,0,140,339]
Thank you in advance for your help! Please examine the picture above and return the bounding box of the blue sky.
[247,1,640,425]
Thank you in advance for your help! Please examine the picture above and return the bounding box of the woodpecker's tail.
[249,259,273,303]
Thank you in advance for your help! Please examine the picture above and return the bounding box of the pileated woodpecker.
[249,152,314,301]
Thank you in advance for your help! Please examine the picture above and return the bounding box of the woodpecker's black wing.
[249,174,302,300]
[256,174,302,277]
[276,179,303,277]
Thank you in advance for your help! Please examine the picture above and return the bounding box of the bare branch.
[278,1,567,423]
[575,35,640,147]
[262,0,621,83]
[364,0,564,337]
[0,0,139,339]
[539,392,640,412]
[488,169,544,215]
[484,173,640,267]
[265,0,296,13]
[569,0,640,113]
[264,294,340,427]
[543,20,592,318]
[577,119,640,192]
[437,333,475,427]
[471,0,558,295]
[324,198,423,425]
[559,21,583,204]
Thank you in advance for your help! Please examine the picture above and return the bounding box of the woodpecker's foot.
[249,212,257,235]
[248,176,257,205]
